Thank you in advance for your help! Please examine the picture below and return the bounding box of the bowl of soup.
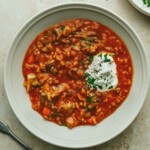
[4,3,149,148]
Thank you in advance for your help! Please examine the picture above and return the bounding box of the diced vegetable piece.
[58,101,75,114]
[85,112,92,118]
[62,25,71,36]
[27,73,36,80]
[87,116,97,125]
[53,28,62,39]
[27,54,34,64]
[57,83,69,93]
[26,73,36,91]
[43,107,51,117]
[66,116,78,128]
[41,83,69,101]
[77,94,86,101]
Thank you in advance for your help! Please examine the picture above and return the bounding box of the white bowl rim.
[128,0,150,16]
[4,2,149,148]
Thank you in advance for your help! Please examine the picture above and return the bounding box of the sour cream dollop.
[85,52,118,92]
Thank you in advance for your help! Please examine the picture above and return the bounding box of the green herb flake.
[108,85,113,89]
[72,43,76,46]
[143,0,147,4]
[86,97,93,104]
[143,0,150,7]
[60,25,65,30]
[98,85,103,90]
[104,54,107,59]
[104,59,111,62]
[88,55,93,63]
[85,73,90,78]
[87,77,95,84]
[93,84,97,89]
[104,54,111,62]
[88,37,93,43]
[84,106,89,110]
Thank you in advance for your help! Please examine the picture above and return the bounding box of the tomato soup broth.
[22,19,133,128]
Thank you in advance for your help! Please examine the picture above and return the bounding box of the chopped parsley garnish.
[143,0,150,7]
[88,55,93,63]
[85,53,116,91]
[84,106,89,110]
[85,73,96,87]
[85,72,90,78]
[93,84,97,89]
[86,97,93,104]
[104,54,111,62]
[98,85,103,90]
[86,75,103,90]
[72,43,76,46]
[87,77,95,84]
[104,59,111,62]
[60,25,65,30]
[108,85,113,89]
[104,54,107,59]
[88,37,93,43]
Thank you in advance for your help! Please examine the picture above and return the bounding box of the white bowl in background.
[4,3,149,148]
[128,0,150,16]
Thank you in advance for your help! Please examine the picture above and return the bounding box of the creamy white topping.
[85,52,118,92]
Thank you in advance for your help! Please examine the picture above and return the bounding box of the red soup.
[22,18,133,128]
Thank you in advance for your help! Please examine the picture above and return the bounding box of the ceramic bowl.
[129,0,150,16]
[4,3,149,148]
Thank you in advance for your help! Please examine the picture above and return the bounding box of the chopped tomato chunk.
[27,53,34,64]
[43,107,51,117]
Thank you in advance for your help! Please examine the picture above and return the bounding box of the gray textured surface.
[0,0,150,150]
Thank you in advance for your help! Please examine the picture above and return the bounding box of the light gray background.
[0,0,150,150]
